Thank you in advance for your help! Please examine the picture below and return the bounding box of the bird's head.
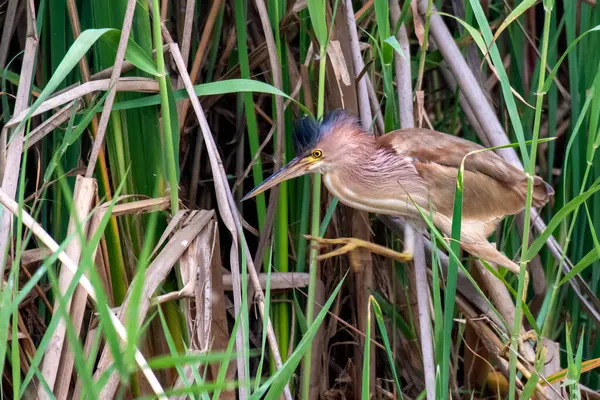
[243,109,367,201]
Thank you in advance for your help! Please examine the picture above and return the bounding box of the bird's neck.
[336,133,379,169]
[338,135,401,176]
[328,134,420,193]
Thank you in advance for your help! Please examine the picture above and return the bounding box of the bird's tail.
[530,176,554,208]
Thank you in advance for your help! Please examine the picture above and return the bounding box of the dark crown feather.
[292,109,359,156]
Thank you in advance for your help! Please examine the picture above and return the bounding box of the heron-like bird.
[243,110,554,298]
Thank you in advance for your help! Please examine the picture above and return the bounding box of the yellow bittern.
[243,110,554,295]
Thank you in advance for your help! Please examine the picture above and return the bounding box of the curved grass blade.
[370,297,404,397]
[99,29,159,76]
[112,79,312,116]
[489,0,538,53]
[542,25,600,93]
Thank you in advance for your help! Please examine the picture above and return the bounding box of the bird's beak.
[242,156,313,201]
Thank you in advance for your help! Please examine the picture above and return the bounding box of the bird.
[243,109,554,300]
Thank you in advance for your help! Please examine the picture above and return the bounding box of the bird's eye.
[311,149,323,159]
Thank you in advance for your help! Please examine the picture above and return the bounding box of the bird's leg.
[499,329,539,363]
[304,235,413,263]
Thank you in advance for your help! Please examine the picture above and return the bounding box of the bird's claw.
[499,329,538,362]
[303,235,413,263]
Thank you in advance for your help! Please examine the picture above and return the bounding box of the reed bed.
[0,0,599,398]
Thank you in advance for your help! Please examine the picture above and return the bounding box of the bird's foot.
[499,329,538,362]
[304,235,413,263]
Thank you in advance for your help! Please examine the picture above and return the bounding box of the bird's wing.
[377,128,552,228]
[377,128,526,184]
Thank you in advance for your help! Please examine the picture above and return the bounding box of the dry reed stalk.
[434,60,488,144]
[87,61,136,81]
[471,257,536,361]
[0,0,37,277]
[177,0,223,127]
[365,77,385,134]
[13,249,54,313]
[179,0,196,70]
[85,0,142,179]
[109,197,171,217]
[8,248,51,266]
[222,272,307,290]
[0,186,167,399]
[0,0,19,68]
[38,176,97,398]
[541,339,565,399]
[73,328,99,400]
[215,27,238,81]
